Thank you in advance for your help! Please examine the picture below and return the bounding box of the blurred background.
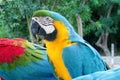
[0,0,120,67]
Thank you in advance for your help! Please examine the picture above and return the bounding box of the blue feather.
[0,43,56,80]
[50,11,107,78]
[73,68,120,80]
[62,43,107,78]
[31,10,108,79]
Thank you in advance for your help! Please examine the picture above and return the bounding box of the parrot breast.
[44,20,76,80]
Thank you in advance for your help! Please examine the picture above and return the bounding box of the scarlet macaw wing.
[0,38,56,80]
[0,38,44,70]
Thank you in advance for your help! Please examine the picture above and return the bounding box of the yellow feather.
[44,21,75,80]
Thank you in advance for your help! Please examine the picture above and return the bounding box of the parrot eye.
[45,17,53,22]
[31,16,57,41]
[42,17,53,26]
[45,16,50,19]
[32,16,55,34]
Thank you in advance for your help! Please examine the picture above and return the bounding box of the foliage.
[0,26,8,37]
[0,0,120,49]
[0,0,41,39]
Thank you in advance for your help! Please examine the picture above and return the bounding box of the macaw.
[73,67,120,80]
[31,10,108,80]
[0,38,56,80]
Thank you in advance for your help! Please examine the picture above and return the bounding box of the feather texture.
[32,10,108,80]
[0,38,56,80]
[73,68,120,80]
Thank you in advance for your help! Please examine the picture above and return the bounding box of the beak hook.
[35,34,39,44]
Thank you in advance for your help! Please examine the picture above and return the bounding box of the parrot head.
[31,16,57,41]
[31,10,81,42]
[31,10,58,41]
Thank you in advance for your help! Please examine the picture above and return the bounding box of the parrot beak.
[35,34,46,47]
[35,34,39,44]
[31,17,57,41]
[30,19,41,43]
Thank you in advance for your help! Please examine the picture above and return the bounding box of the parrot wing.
[62,42,107,78]
[72,67,120,80]
[0,38,56,80]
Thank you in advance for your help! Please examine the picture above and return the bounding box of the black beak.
[31,20,39,39]
[31,20,46,38]
[30,19,57,41]
[30,20,42,43]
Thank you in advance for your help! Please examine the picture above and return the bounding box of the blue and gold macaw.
[0,38,56,80]
[31,10,108,80]
[73,67,120,80]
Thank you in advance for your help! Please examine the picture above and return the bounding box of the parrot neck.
[44,21,74,80]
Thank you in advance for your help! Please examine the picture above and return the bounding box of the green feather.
[0,62,2,65]
[32,52,43,59]
[23,55,31,63]
[15,56,26,66]
[0,41,44,71]
[33,10,53,18]
[30,56,39,63]
[25,48,44,59]
[8,62,16,70]
[1,63,9,71]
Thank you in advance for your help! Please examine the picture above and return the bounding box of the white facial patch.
[32,17,55,34]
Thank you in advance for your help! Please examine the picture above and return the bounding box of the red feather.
[0,38,25,63]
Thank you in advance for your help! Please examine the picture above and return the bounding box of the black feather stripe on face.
[44,29,57,41]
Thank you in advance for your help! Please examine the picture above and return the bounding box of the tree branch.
[51,0,56,10]
[95,33,103,48]
[107,3,114,18]
[89,19,111,56]
[76,14,83,37]
[76,0,88,37]
[89,19,98,27]
[25,14,34,42]
[82,0,87,5]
